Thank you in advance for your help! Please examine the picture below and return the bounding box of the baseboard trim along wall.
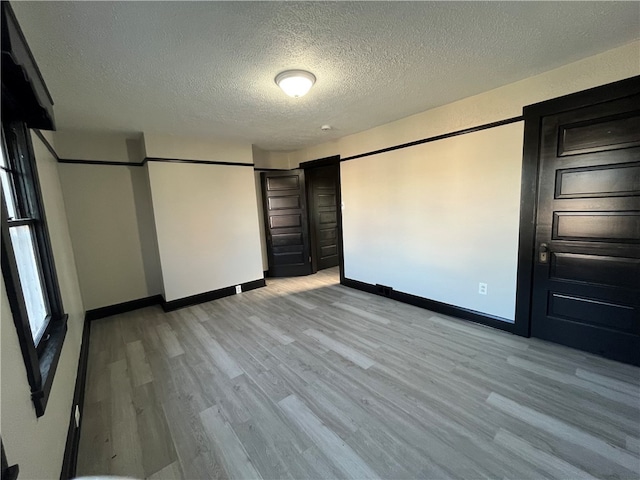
[84,278,269,318]
[85,295,164,321]
[161,278,267,312]
[60,316,91,480]
[341,277,521,335]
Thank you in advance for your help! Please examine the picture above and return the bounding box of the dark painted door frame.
[514,75,640,338]
[300,155,344,282]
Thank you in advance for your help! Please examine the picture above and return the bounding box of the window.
[1,121,67,417]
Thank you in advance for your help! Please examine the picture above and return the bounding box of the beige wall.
[342,122,524,320]
[147,162,264,301]
[53,131,144,163]
[144,133,253,164]
[58,163,162,309]
[252,145,290,169]
[1,132,84,479]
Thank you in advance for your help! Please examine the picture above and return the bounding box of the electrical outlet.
[478,283,488,295]
[74,405,80,428]
[235,285,242,294]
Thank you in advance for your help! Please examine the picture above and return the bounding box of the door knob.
[538,243,549,264]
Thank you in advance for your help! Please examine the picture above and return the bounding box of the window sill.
[31,313,68,417]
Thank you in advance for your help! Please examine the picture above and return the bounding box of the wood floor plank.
[508,355,638,408]
[523,381,639,443]
[147,460,184,480]
[132,383,178,478]
[161,393,226,479]
[155,322,185,358]
[77,267,640,480]
[284,295,317,310]
[230,420,296,480]
[332,301,390,325]
[247,315,295,345]
[76,400,110,476]
[278,394,380,479]
[126,340,154,387]
[109,359,145,479]
[84,348,109,404]
[304,328,375,369]
[575,367,640,398]
[189,320,244,379]
[486,392,640,474]
[494,428,599,480]
[200,406,263,480]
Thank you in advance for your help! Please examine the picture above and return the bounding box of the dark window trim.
[15,125,64,314]
[1,123,67,417]
[1,1,55,130]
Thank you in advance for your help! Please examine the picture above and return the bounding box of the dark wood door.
[531,90,640,365]
[261,170,312,277]
[306,165,339,271]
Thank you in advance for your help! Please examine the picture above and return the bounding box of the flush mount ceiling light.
[275,70,316,98]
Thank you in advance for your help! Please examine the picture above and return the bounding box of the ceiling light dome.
[275,70,316,98]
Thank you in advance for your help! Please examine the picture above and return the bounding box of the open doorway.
[260,155,342,278]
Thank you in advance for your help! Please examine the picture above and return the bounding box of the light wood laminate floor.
[77,268,640,479]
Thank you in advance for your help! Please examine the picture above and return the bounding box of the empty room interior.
[1,1,640,479]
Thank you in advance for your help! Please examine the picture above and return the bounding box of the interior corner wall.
[252,146,291,170]
[53,131,144,163]
[147,161,264,302]
[138,163,165,296]
[1,131,85,479]
[58,163,162,310]
[254,172,269,272]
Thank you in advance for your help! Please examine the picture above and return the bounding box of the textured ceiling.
[11,1,640,151]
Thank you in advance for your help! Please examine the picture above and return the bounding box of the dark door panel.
[558,111,640,156]
[549,252,640,289]
[555,161,640,199]
[306,165,339,271]
[546,292,637,334]
[261,170,312,277]
[552,211,640,243]
[531,87,640,366]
